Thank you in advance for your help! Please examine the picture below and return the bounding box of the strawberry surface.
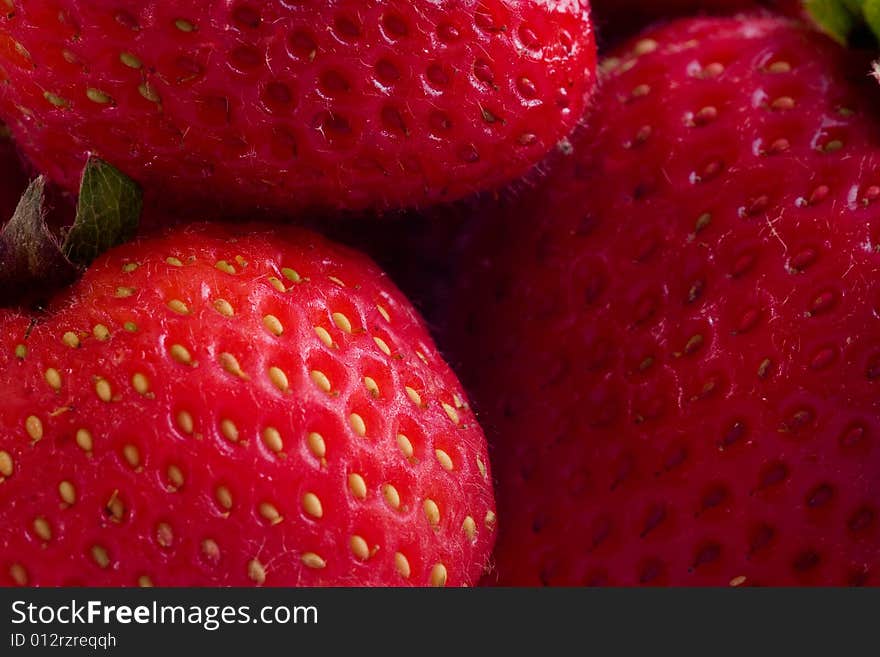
[0,223,495,586]
[451,15,880,586]
[0,0,596,215]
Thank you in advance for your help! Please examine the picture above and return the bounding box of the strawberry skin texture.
[0,0,596,215]
[0,224,495,587]
[453,16,880,586]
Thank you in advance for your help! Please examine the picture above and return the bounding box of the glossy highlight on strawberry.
[452,15,880,586]
[0,223,495,586]
[0,0,596,215]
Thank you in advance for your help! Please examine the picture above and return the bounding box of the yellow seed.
[14,344,26,359]
[122,262,139,273]
[259,502,283,525]
[75,428,93,452]
[167,465,184,490]
[634,38,658,55]
[306,432,325,459]
[248,559,266,585]
[170,344,192,364]
[485,510,497,529]
[0,451,13,478]
[364,376,379,397]
[202,539,220,561]
[44,91,68,108]
[348,473,367,499]
[62,331,80,348]
[302,492,323,518]
[328,275,345,287]
[167,299,189,315]
[115,286,135,298]
[435,449,454,471]
[215,485,233,510]
[282,267,301,283]
[122,444,140,468]
[132,372,150,395]
[382,484,401,510]
[374,336,391,355]
[632,83,650,97]
[268,276,286,292]
[350,535,369,560]
[124,321,137,332]
[25,415,43,441]
[263,314,283,336]
[768,61,791,73]
[166,256,183,267]
[263,427,283,454]
[349,413,366,437]
[302,552,326,569]
[176,410,194,435]
[443,403,460,424]
[394,552,411,578]
[462,516,477,541]
[430,563,448,587]
[92,545,110,568]
[310,370,331,393]
[314,326,332,347]
[175,18,195,32]
[220,419,239,443]
[47,366,66,389]
[120,52,142,68]
[824,140,844,153]
[219,352,247,379]
[95,378,112,402]
[93,324,110,340]
[397,433,414,459]
[215,260,235,274]
[138,82,160,103]
[156,522,173,547]
[138,575,154,587]
[730,575,747,587]
[476,458,488,478]
[423,499,440,527]
[214,298,234,317]
[405,386,422,406]
[33,517,51,541]
[377,304,390,322]
[268,366,289,393]
[86,87,113,105]
[332,312,353,334]
[106,491,124,521]
[9,563,27,586]
[59,480,76,504]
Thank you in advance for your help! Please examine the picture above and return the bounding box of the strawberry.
[451,15,880,586]
[0,0,596,215]
[0,222,496,586]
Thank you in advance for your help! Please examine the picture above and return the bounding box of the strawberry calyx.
[0,158,141,305]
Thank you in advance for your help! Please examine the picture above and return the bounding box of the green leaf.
[805,0,880,44]
[61,157,142,266]
[0,177,77,304]
[0,158,142,306]
[804,0,858,44]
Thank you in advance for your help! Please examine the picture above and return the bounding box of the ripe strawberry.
[451,16,880,586]
[0,223,496,586]
[0,1,596,215]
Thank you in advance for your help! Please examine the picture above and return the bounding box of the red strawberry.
[0,1,596,215]
[451,15,880,586]
[0,223,496,586]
